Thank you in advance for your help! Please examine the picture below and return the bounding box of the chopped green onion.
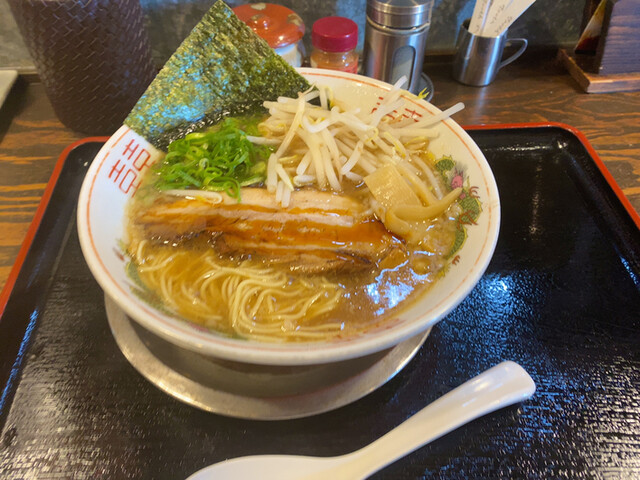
[153,115,273,201]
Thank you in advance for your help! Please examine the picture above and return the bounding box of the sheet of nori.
[124,1,311,151]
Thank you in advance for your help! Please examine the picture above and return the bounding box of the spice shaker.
[363,0,433,94]
[310,17,359,73]
[233,3,305,68]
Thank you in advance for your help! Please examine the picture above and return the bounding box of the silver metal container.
[363,0,434,94]
[452,19,528,86]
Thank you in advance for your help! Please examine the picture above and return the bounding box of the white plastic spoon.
[187,361,535,480]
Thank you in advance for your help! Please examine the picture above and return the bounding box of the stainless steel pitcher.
[452,19,528,86]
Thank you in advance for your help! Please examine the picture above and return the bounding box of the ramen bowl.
[77,69,500,367]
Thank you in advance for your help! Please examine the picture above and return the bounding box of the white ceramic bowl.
[77,69,500,366]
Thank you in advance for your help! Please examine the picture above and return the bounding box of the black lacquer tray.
[1,125,638,479]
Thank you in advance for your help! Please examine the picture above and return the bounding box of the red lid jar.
[310,17,359,73]
[233,3,305,67]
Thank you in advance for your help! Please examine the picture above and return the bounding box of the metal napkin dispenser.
[363,0,434,94]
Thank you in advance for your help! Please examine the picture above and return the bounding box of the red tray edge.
[0,136,110,320]
[463,122,640,231]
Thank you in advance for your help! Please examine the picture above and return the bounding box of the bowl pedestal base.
[105,294,431,420]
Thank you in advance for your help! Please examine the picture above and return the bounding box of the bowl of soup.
[77,69,500,366]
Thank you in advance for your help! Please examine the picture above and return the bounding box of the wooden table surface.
[0,53,639,295]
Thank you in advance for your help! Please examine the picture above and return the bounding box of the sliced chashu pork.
[133,187,402,272]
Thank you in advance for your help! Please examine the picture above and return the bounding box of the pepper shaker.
[363,0,433,94]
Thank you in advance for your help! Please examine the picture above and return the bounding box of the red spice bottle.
[310,17,359,73]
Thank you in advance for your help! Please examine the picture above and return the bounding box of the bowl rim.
[77,68,501,366]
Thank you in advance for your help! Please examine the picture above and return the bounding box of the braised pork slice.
[133,187,402,272]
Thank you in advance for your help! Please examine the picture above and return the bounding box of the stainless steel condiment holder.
[363,0,434,94]
[452,19,528,86]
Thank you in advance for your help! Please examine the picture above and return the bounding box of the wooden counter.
[0,53,639,295]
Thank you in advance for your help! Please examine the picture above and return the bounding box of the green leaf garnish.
[153,116,272,200]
